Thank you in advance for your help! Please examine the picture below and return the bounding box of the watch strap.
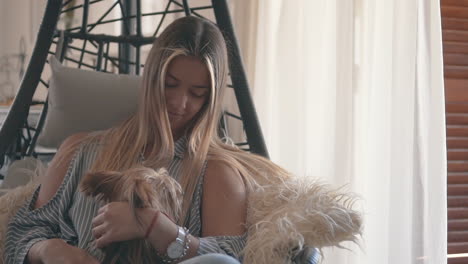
[161,226,190,263]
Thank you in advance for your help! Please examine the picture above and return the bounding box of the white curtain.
[231,0,447,263]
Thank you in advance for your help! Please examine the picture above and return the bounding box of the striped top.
[4,137,246,263]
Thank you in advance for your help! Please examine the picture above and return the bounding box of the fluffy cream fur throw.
[244,176,362,264]
[0,180,39,264]
[0,159,45,264]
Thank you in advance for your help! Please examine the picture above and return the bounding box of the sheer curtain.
[231,0,447,263]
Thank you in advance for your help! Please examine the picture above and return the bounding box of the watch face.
[167,242,184,259]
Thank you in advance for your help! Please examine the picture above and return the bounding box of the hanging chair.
[0,1,330,263]
[0,0,269,172]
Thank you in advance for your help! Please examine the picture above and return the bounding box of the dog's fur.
[79,167,183,264]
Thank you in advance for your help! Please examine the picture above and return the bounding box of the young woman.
[4,16,290,264]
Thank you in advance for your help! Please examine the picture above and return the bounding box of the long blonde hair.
[78,16,292,225]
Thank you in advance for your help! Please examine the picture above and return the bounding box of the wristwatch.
[165,226,190,261]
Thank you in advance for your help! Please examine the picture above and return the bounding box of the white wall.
[1,0,45,58]
[0,0,46,102]
[0,0,5,59]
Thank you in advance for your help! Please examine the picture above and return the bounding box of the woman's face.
[164,55,211,139]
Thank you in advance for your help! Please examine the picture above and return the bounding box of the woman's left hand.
[92,202,145,248]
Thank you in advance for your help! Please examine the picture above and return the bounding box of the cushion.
[37,57,142,148]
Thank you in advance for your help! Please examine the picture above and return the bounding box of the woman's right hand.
[29,239,99,264]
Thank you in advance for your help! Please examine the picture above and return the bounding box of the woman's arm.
[34,132,88,208]
[200,160,247,236]
[4,133,100,264]
[28,239,99,264]
[156,160,247,260]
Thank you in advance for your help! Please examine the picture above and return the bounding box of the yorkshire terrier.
[80,167,182,264]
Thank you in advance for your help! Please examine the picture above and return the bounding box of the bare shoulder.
[51,132,90,166]
[204,160,246,195]
[35,132,89,208]
[201,160,247,236]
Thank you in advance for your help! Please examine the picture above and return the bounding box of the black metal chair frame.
[0,0,269,175]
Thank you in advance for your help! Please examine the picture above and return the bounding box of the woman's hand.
[92,202,145,248]
[30,239,99,264]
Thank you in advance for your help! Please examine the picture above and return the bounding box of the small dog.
[80,167,182,264]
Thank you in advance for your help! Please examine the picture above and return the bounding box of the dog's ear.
[128,174,158,208]
[80,170,127,202]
